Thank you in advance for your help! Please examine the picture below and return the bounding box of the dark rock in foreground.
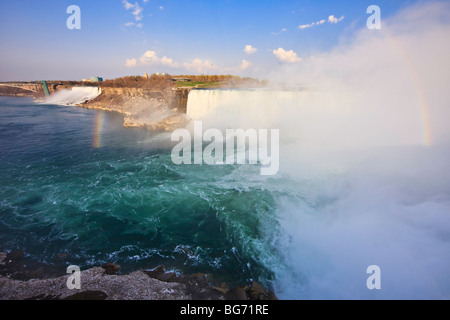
[101,263,120,275]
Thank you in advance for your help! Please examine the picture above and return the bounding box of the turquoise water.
[2,96,450,299]
[0,96,283,286]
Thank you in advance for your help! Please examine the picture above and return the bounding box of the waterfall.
[186,89,335,122]
[185,88,450,300]
[185,88,428,148]
[42,87,102,106]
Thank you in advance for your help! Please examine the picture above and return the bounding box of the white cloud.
[298,15,343,30]
[124,21,144,28]
[123,0,144,21]
[298,19,326,30]
[125,58,137,67]
[272,28,287,35]
[140,51,160,64]
[240,59,253,70]
[184,59,218,73]
[138,51,180,68]
[299,23,314,30]
[328,15,344,24]
[160,56,179,68]
[133,50,219,72]
[244,45,258,55]
[159,6,164,10]
[133,6,143,21]
[123,0,134,10]
[273,48,302,63]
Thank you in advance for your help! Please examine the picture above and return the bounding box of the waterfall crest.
[43,87,102,106]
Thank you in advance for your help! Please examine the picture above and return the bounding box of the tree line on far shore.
[99,74,269,89]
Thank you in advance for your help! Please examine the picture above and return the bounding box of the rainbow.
[382,28,433,146]
[93,111,105,148]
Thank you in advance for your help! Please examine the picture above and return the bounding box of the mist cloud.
[267,1,450,147]
[265,1,450,300]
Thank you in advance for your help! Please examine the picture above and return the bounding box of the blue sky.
[0,0,421,81]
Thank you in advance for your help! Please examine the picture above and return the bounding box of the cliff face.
[170,88,190,114]
[0,84,192,131]
[82,87,189,112]
[80,87,191,131]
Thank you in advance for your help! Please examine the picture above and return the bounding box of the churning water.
[0,95,282,288]
[1,90,449,300]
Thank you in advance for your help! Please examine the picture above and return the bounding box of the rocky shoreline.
[1,85,192,132]
[77,87,191,131]
[0,250,277,300]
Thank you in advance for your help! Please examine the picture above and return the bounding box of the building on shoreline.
[83,77,103,83]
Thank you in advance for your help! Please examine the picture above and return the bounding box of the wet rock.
[190,273,213,283]
[27,267,44,279]
[249,281,267,300]
[187,286,222,300]
[144,265,181,283]
[101,263,120,275]
[0,252,6,266]
[144,265,166,279]
[158,272,178,283]
[190,272,207,279]
[27,291,108,301]
[247,281,279,300]
[26,294,61,300]
[6,250,24,264]
[56,253,68,261]
[267,291,279,300]
[212,286,228,295]
[226,287,249,300]
[63,291,108,300]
